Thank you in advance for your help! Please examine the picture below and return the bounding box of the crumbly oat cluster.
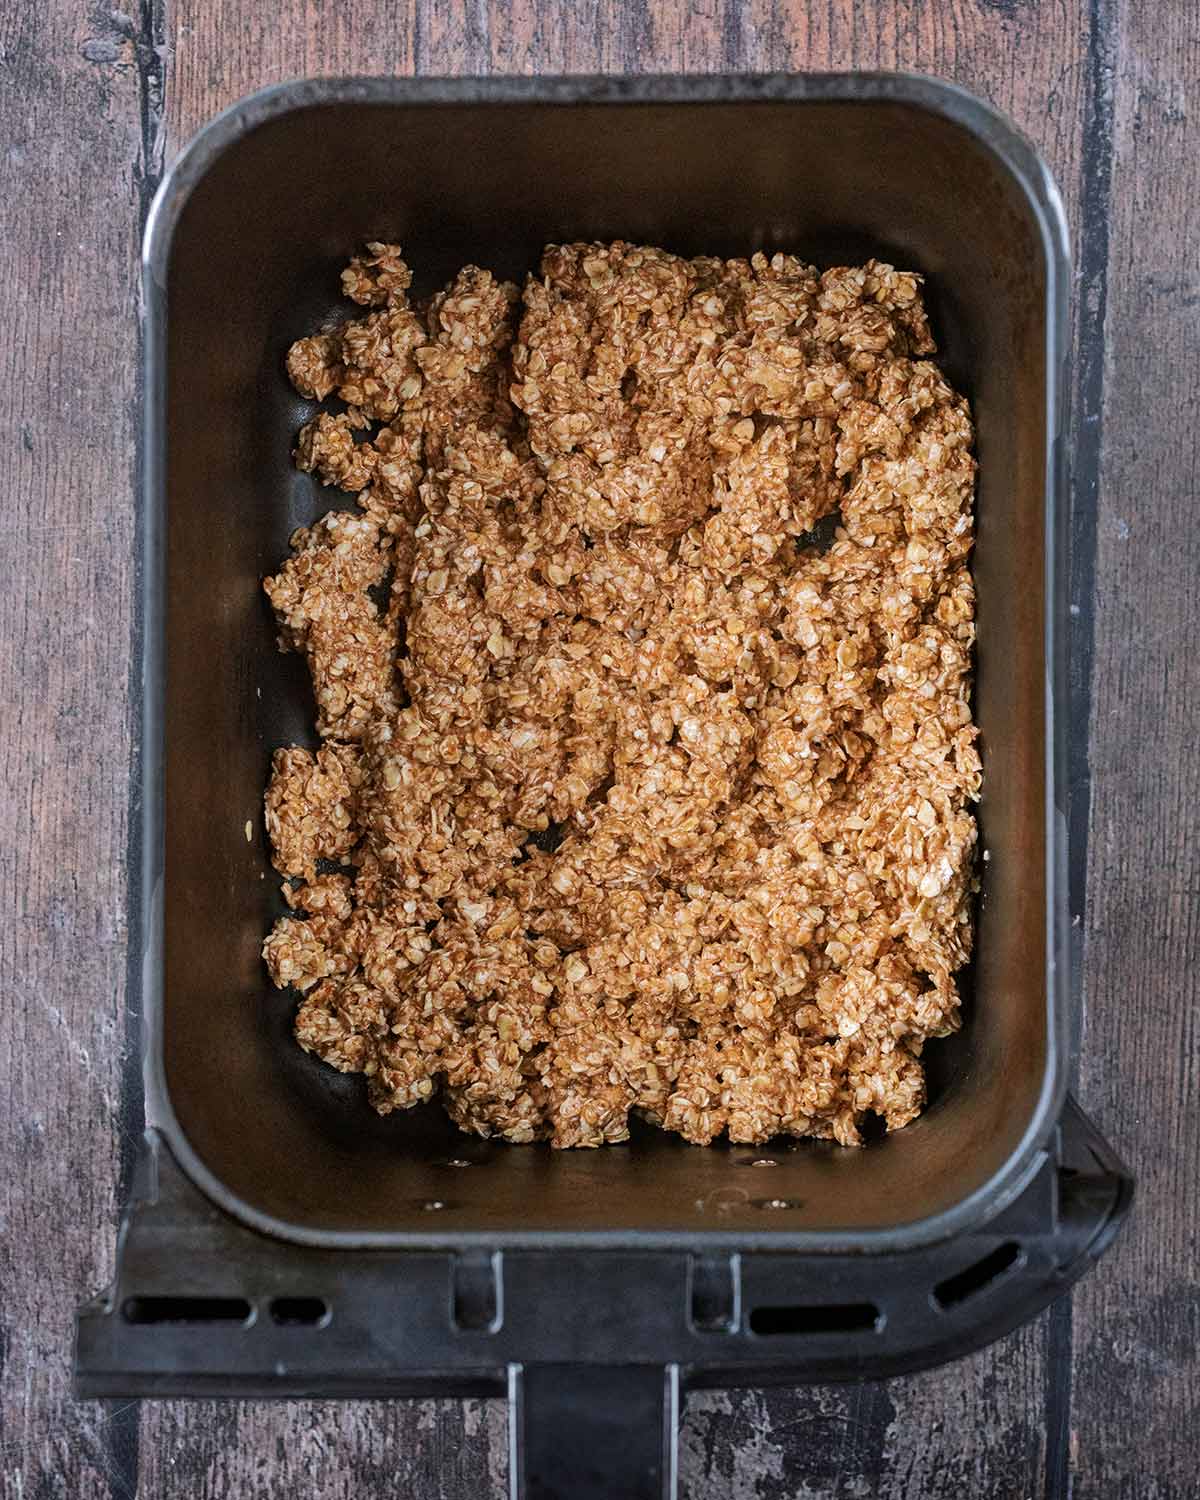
[263,240,979,1149]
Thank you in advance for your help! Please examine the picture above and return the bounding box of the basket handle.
[507,1362,680,1500]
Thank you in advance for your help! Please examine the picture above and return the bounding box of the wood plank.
[137,1399,507,1498]
[150,3,1093,1497]
[0,3,144,1498]
[5,0,1144,1496]
[683,1339,1047,1500]
[1069,0,1200,1494]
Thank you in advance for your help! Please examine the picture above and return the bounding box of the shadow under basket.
[77,74,1132,1500]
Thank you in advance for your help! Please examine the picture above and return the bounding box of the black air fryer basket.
[77,75,1132,1499]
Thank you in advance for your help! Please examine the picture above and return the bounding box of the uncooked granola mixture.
[262,240,979,1149]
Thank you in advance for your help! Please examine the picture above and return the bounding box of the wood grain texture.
[3,0,1192,1495]
[1069,0,1200,1495]
[0,3,143,1497]
[157,3,1090,1496]
[137,1398,508,1498]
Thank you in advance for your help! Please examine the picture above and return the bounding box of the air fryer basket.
[78,76,1131,1497]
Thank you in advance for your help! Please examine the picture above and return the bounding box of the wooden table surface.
[3,1,1196,1495]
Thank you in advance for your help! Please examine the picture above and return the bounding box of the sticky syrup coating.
[263,240,979,1149]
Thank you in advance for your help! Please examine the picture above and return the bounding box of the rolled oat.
[263,241,979,1149]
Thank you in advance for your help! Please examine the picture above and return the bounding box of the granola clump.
[263,241,979,1149]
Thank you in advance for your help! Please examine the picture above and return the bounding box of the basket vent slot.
[270,1296,328,1326]
[452,1250,502,1332]
[123,1296,252,1325]
[690,1253,740,1332]
[748,1301,881,1336]
[934,1241,1023,1308]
